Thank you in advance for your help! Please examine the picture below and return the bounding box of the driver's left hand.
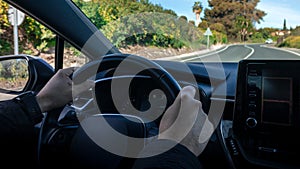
[36,67,76,112]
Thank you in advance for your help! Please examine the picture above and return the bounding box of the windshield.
[73,0,300,62]
[1,0,300,63]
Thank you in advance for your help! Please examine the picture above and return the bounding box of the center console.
[233,60,300,169]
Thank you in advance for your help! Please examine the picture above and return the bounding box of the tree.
[210,23,226,34]
[204,0,266,39]
[192,1,203,21]
[283,19,287,31]
[292,26,300,36]
[189,20,196,26]
[198,20,208,30]
[178,15,188,22]
[235,15,253,42]
[73,0,106,28]
[0,0,12,54]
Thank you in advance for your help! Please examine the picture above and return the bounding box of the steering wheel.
[37,53,181,167]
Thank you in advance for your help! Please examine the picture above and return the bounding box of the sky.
[149,0,300,29]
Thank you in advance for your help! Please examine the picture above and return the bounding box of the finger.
[72,80,95,97]
[63,67,77,77]
[166,85,196,113]
[180,85,196,99]
[159,87,200,141]
[178,92,200,125]
[160,85,197,128]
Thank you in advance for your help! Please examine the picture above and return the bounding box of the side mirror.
[0,55,55,101]
[0,58,29,100]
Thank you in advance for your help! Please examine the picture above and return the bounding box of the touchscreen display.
[246,63,300,127]
[262,77,292,125]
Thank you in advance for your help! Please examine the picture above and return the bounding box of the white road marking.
[261,45,300,57]
[243,45,255,59]
[180,45,231,62]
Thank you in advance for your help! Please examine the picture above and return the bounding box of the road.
[177,44,300,62]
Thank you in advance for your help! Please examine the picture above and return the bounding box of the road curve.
[180,44,300,62]
[247,44,300,60]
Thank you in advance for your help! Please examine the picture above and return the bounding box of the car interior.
[1,0,299,169]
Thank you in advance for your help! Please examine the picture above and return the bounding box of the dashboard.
[233,60,300,169]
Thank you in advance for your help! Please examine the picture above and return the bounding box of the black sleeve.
[0,99,37,139]
[0,98,41,167]
[132,139,203,169]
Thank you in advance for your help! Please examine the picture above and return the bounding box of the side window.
[63,42,89,68]
[1,1,88,70]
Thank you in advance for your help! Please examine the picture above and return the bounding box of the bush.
[0,0,56,55]
[101,12,205,50]
[292,26,300,36]
[212,30,227,44]
[0,38,12,55]
[250,32,265,43]
[278,36,300,49]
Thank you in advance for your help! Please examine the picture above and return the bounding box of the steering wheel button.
[249,111,256,116]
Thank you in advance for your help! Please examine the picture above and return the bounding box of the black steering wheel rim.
[73,53,181,99]
[37,53,181,166]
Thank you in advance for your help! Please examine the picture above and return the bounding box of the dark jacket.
[0,98,41,168]
[133,139,202,169]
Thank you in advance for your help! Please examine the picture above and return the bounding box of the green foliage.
[283,19,287,31]
[72,0,186,50]
[210,23,226,34]
[198,28,227,45]
[179,16,188,22]
[0,0,9,27]
[278,36,300,49]
[189,20,195,26]
[258,28,272,39]
[0,59,29,91]
[73,0,177,27]
[250,32,265,43]
[73,0,106,28]
[0,0,56,55]
[292,26,300,36]
[212,30,228,44]
[0,0,224,56]
[198,20,209,30]
[0,0,12,55]
[204,0,266,40]
[0,59,28,79]
[21,17,56,53]
[0,38,12,54]
[193,1,203,12]
[101,12,201,49]
[235,15,253,42]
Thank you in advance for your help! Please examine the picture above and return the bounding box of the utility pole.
[8,6,25,55]
[13,7,19,55]
[243,0,246,45]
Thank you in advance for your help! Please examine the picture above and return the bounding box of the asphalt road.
[178,44,300,62]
